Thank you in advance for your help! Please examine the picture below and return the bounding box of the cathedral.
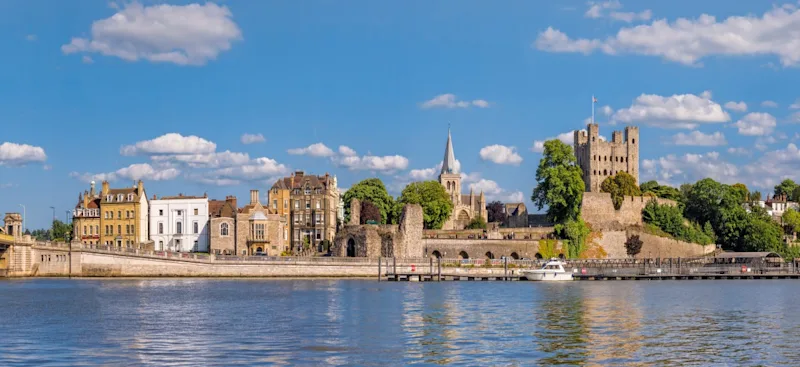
[438,128,488,230]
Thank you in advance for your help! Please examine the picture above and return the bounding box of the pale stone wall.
[349,198,360,225]
[396,204,424,258]
[422,238,561,259]
[210,217,235,255]
[595,230,714,259]
[581,192,675,229]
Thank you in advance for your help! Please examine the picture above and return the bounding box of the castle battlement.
[574,123,639,192]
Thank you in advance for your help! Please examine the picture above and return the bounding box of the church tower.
[438,128,461,206]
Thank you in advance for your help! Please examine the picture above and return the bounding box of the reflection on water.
[2,279,800,366]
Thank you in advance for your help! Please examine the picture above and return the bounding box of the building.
[438,128,488,230]
[574,123,639,192]
[270,171,338,252]
[208,190,288,256]
[72,181,101,245]
[99,180,149,247]
[149,193,210,252]
[209,195,238,255]
[502,203,529,228]
[268,182,291,224]
[764,193,799,220]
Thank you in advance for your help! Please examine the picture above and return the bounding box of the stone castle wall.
[422,238,562,260]
[574,124,639,192]
[581,192,675,229]
[595,230,714,259]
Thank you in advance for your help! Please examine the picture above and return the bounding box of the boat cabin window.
[545,265,560,269]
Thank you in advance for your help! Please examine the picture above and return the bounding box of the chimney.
[250,189,259,205]
[226,195,238,212]
[102,181,110,195]
[295,171,304,178]
[90,181,96,196]
[137,180,144,195]
[152,194,157,200]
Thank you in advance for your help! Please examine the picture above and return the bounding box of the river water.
[0,279,798,366]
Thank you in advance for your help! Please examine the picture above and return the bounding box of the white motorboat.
[522,258,573,281]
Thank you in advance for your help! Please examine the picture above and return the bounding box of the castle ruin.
[574,123,639,192]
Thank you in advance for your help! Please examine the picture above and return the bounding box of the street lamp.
[50,206,55,240]
[18,204,25,233]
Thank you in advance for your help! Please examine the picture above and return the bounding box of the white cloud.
[408,160,462,181]
[600,105,613,116]
[193,176,241,186]
[150,150,250,168]
[82,56,94,64]
[791,98,800,109]
[727,147,750,156]
[121,133,216,156]
[338,145,357,157]
[535,6,800,67]
[70,163,180,183]
[213,157,288,180]
[642,152,739,187]
[467,178,525,203]
[732,112,776,136]
[479,145,523,165]
[287,143,335,157]
[609,9,652,23]
[420,93,490,109]
[611,92,730,129]
[0,142,47,166]
[761,100,779,108]
[670,131,727,146]
[584,0,621,19]
[531,129,606,153]
[25,34,36,41]
[335,155,409,173]
[240,133,265,145]
[61,2,242,66]
[724,101,747,113]
[791,111,800,123]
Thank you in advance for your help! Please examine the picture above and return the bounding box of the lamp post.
[18,204,25,233]
[50,206,55,241]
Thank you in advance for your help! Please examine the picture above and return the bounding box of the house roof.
[270,172,331,191]
[209,199,237,218]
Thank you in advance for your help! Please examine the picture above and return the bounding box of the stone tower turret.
[574,123,639,192]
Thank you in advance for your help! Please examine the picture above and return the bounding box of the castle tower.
[574,123,639,192]
[3,213,22,239]
[439,127,461,206]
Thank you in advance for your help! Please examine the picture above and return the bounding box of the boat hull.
[522,271,573,281]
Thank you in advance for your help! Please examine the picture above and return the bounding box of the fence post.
[378,256,382,282]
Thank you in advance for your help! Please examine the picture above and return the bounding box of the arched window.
[176,221,182,234]
[593,170,596,175]
[603,169,607,175]
[632,138,635,144]
[593,155,596,160]
[221,223,229,236]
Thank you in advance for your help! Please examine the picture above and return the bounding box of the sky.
[3,0,800,229]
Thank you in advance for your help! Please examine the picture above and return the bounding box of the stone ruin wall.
[581,192,676,230]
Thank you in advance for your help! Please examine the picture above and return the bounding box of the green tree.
[792,186,800,202]
[639,180,659,194]
[731,183,749,204]
[750,190,762,202]
[742,217,783,252]
[774,179,797,198]
[783,208,800,234]
[465,216,487,230]
[396,181,453,229]
[51,220,72,242]
[555,217,591,258]
[625,235,643,257]
[360,201,381,224]
[486,201,507,224]
[342,178,395,224]
[601,171,642,210]
[531,140,585,223]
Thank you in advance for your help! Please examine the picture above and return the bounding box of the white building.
[149,194,210,252]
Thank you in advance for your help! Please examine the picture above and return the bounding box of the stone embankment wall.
[422,239,563,259]
[581,192,675,229]
[596,230,714,259]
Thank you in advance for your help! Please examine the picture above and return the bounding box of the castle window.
[221,223,229,236]
[632,139,635,144]
[128,194,134,201]
[604,169,607,175]
[593,155,596,161]
[592,137,596,142]
[593,170,596,175]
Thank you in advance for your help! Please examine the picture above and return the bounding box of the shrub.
[625,235,643,257]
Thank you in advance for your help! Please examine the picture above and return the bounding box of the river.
[0,278,798,366]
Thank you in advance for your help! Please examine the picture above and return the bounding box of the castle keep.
[574,123,639,192]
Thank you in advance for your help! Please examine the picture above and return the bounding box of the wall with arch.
[422,238,564,260]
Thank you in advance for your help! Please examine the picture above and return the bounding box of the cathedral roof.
[441,128,457,175]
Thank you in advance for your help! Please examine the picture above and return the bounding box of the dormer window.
[128,194,134,201]
[304,187,311,195]
[117,194,124,202]
[107,195,113,202]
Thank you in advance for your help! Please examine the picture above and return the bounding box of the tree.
[360,201,381,224]
[396,181,453,229]
[625,235,643,257]
[774,179,797,198]
[465,216,487,230]
[731,183,749,204]
[487,201,507,224]
[51,220,72,241]
[601,171,642,210]
[531,140,585,223]
[342,178,395,224]
[783,208,800,234]
[640,180,659,194]
[792,186,800,202]
[555,217,591,259]
[750,190,762,202]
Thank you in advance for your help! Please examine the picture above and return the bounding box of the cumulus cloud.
[791,98,800,109]
[420,93,490,109]
[600,105,613,116]
[70,163,180,183]
[61,2,242,66]
[609,9,653,22]
[724,101,747,113]
[727,147,751,156]
[468,178,525,203]
[240,133,265,145]
[287,143,335,157]
[532,129,607,153]
[408,160,462,181]
[0,142,47,166]
[338,145,357,157]
[536,6,800,67]
[479,145,523,165]
[213,157,288,180]
[761,100,779,108]
[670,131,727,146]
[334,155,409,173]
[732,112,777,136]
[611,92,730,129]
[121,133,216,156]
[150,150,250,168]
[642,152,740,187]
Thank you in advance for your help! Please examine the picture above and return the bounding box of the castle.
[574,123,639,192]
[438,128,488,229]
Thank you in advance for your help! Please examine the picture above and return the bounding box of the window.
[284,199,288,209]
[176,222,182,234]
[316,200,320,209]
[125,225,129,234]
[632,138,635,144]
[194,208,198,216]
[159,209,164,216]
[193,221,199,234]
[220,223,229,236]
[117,194,124,202]
[306,200,310,209]
[315,213,322,224]
[194,241,198,251]
[107,195,113,202]
[117,211,121,219]
[117,225,121,235]
[254,223,265,240]
[294,200,299,209]
[284,228,288,240]
[128,194,134,201]
[95,225,98,235]
[304,187,311,195]
[177,210,182,216]
[176,239,181,248]
[109,211,113,219]
[159,241,163,250]
[158,222,164,234]
[83,226,87,235]
[316,232,321,240]
[294,214,301,223]
[273,200,277,209]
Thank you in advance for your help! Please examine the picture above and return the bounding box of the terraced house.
[99,180,149,247]
[270,171,339,253]
[72,181,101,245]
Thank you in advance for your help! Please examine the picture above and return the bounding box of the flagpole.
[591,95,595,124]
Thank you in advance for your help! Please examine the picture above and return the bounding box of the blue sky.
[3,0,800,229]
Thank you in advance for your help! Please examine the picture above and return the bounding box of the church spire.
[441,126,457,174]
